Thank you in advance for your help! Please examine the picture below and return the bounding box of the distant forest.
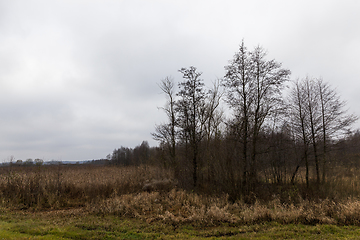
[109,41,359,202]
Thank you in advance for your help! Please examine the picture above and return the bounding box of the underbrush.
[90,189,360,226]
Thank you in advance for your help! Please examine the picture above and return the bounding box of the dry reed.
[1,164,360,226]
[0,164,172,209]
[91,189,360,226]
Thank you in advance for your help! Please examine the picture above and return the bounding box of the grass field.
[2,164,360,239]
[1,209,360,239]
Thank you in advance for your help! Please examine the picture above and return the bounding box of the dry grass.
[0,164,172,209]
[2,163,360,227]
[91,189,360,226]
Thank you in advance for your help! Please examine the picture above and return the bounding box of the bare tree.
[305,78,322,185]
[288,80,310,187]
[222,41,253,190]
[316,78,358,182]
[249,45,290,183]
[223,41,290,191]
[288,77,358,186]
[202,79,224,185]
[152,77,178,175]
[176,66,208,188]
[204,79,224,142]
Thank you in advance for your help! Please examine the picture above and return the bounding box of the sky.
[0,0,359,161]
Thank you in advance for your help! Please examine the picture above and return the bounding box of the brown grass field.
[1,164,360,239]
[0,164,360,226]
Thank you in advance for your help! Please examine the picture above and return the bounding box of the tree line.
[150,41,358,201]
[108,41,358,202]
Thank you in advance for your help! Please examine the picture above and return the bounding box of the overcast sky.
[0,0,359,161]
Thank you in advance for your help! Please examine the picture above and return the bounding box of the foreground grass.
[3,164,360,238]
[1,209,360,239]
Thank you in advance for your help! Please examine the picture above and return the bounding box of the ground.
[1,209,360,239]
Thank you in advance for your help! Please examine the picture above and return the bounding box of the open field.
[2,164,360,239]
[0,164,172,209]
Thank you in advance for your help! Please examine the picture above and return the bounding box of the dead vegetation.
[142,178,177,192]
[0,164,172,209]
[1,163,360,226]
[90,189,360,226]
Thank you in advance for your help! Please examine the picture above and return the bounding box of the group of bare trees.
[222,41,291,193]
[153,41,358,198]
[288,77,357,186]
[152,67,223,187]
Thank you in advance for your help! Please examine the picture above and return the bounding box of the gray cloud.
[0,0,359,161]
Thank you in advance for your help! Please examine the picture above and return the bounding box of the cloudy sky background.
[0,0,359,161]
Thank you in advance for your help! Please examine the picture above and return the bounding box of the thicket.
[99,41,360,205]
[147,41,359,203]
